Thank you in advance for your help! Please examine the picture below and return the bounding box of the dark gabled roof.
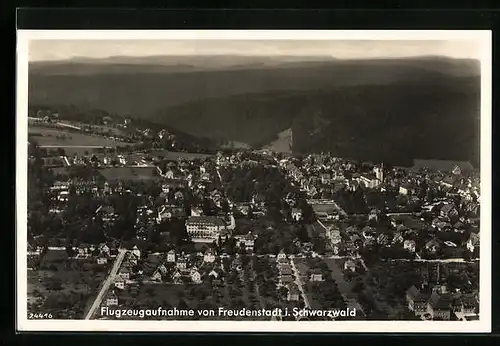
[288,283,300,294]
[407,285,420,299]
[441,204,457,214]
[429,292,451,310]
[186,216,226,227]
[311,268,322,275]
[280,275,294,283]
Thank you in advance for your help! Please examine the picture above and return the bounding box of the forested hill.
[28,56,480,165]
[291,76,480,167]
[156,76,480,167]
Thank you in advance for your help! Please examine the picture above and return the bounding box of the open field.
[27,249,110,319]
[28,126,132,148]
[145,149,213,161]
[98,166,160,182]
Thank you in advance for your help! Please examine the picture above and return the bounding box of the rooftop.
[186,216,226,227]
[411,159,474,173]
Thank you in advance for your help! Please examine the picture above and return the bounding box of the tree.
[221,199,230,214]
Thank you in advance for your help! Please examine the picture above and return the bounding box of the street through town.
[290,259,311,309]
[84,249,127,320]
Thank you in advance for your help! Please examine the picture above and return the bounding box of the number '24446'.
[28,313,53,319]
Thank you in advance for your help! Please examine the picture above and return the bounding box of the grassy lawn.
[27,249,110,319]
[147,149,213,160]
[28,126,132,148]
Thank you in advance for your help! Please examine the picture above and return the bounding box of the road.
[324,258,365,315]
[84,249,127,320]
[290,258,311,309]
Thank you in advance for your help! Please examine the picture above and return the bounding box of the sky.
[29,39,482,62]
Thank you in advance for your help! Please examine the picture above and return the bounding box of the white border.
[16,30,492,333]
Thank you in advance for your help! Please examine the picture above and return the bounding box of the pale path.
[290,258,311,309]
[84,249,127,320]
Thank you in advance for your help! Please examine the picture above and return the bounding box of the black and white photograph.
[16,30,491,332]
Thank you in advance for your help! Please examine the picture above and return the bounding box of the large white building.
[186,216,227,243]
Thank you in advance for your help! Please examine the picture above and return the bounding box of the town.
[26,108,480,322]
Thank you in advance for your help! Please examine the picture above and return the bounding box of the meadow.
[28,126,132,148]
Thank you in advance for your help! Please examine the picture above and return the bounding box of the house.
[425,239,441,254]
[243,232,257,252]
[399,184,416,196]
[164,169,175,179]
[231,257,243,272]
[466,232,480,253]
[203,248,216,263]
[237,205,250,216]
[251,193,266,206]
[131,245,141,259]
[114,276,125,290]
[453,221,466,233]
[450,295,464,314]
[97,257,108,265]
[326,226,341,245]
[208,268,224,282]
[320,173,331,185]
[280,267,294,276]
[151,269,163,282]
[461,294,477,315]
[440,204,459,220]
[157,206,173,222]
[277,249,287,261]
[406,285,428,317]
[368,209,379,222]
[277,257,289,267]
[106,291,119,306]
[279,274,294,286]
[376,233,389,246]
[77,244,91,257]
[190,206,203,217]
[167,250,176,263]
[291,208,302,221]
[361,226,376,239]
[309,269,324,282]
[118,266,131,281]
[404,240,416,253]
[176,257,188,270]
[27,244,44,256]
[411,159,473,173]
[171,269,183,284]
[190,267,202,284]
[344,260,356,272]
[174,191,184,200]
[358,174,380,189]
[126,252,139,266]
[287,283,301,301]
[185,216,227,243]
[278,260,292,270]
[428,291,451,320]
[99,244,110,256]
[392,232,404,244]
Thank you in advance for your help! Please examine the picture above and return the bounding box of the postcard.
[16,30,491,332]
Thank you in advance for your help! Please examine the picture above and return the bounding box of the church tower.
[374,162,384,186]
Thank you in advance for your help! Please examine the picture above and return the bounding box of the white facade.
[186,216,226,243]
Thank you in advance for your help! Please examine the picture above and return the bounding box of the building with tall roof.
[185,216,228,243]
